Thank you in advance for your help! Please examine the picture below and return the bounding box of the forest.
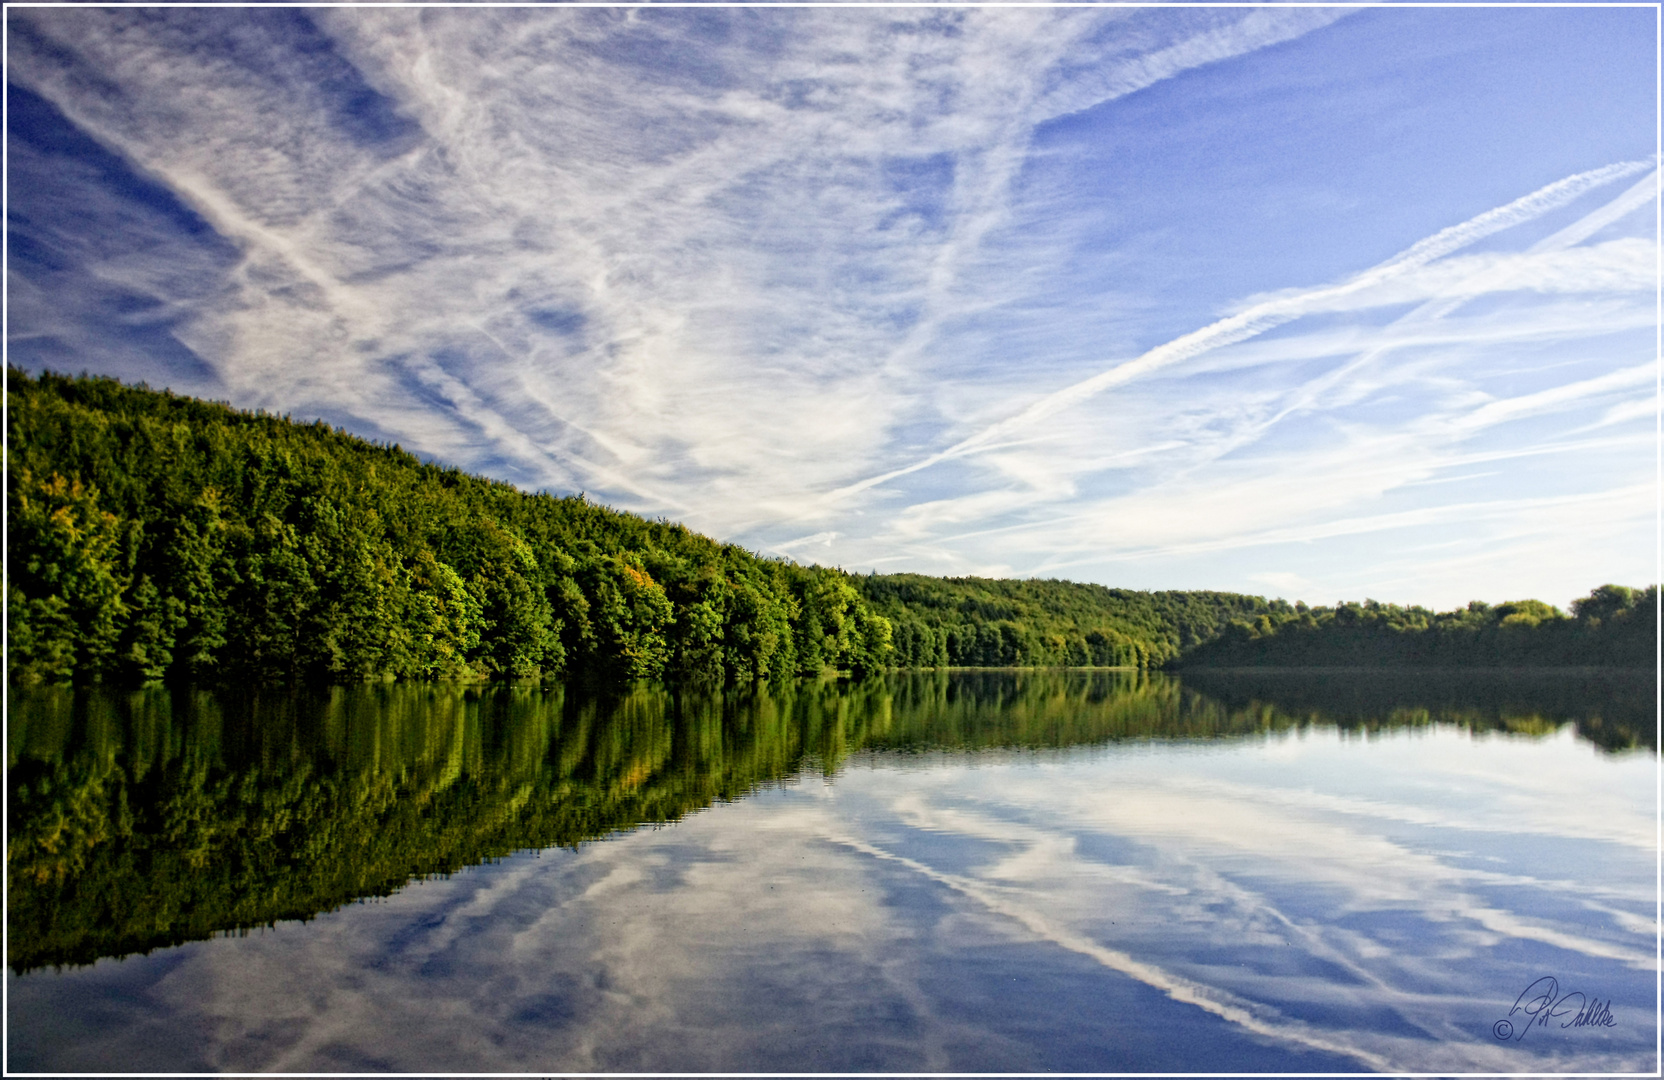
[7,369,894,686]
[1174,589,1657,669]
[6,369,1655,687]
[861,573,1291,669]
[8,369,1289,687]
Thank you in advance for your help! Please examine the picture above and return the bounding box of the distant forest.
[860,574,1283,669]
[1173,588,1656,669]
[6,369,1655,686]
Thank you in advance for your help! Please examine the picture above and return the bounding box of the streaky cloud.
[825,159,1653,505]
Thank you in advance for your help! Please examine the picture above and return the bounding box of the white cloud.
[7,8,1655,607]
[7,8,1349,507]
[815,161,1658,604]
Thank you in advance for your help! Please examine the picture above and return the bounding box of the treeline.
[859,573,1289,669]
[9,370,1651,686]
[1175,588,1657,669]
[7,369,893,687]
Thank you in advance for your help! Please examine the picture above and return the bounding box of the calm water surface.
[8,670,1656,1073]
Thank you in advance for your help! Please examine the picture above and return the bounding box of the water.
[7,670,1656,1073]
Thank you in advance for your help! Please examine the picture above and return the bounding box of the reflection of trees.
[7,679,894,973]
[9,670,1647,972]
[1175,668,1657,753]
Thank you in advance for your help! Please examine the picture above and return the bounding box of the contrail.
[826,159,1654,504]
[1226,165,1661,449]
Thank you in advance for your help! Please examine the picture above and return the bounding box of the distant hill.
[1170,590,1656,669]
[857,573,1287,669]
[7,369,1295,686]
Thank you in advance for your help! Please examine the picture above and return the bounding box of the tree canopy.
[7,369,892,686]
[1172,589,1656,669]
[8,369,1651,685]
[859,572,1290,669]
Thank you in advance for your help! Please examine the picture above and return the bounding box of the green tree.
[578,553,674,680]
[8,470,128,683]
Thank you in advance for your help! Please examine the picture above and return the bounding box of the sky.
[6,5,1658,610]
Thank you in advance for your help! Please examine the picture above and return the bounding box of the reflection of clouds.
[1178,773,1656,854]
[1038,777,1656,975]
[836,726,1654,1071]
[824,829,1400,1071]
[9,726,1653,1073]
[118,799,967,1072]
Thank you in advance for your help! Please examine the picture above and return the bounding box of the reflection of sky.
[9,725,1654,1073]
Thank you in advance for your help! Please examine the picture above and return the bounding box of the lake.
[7,669,1656,1073]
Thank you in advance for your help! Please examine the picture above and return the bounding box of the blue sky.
[7,5,1657,609]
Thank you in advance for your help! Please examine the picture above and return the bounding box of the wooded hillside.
[7,369,893,686]
[8,370,1649,685]
[1173,590,1656,668]
[859,573,1287,669]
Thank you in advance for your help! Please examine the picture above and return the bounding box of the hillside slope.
[12,370,1640,685]
[7,369,892,685]
[1172,592,1656,669]
[858,573,1286,669]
